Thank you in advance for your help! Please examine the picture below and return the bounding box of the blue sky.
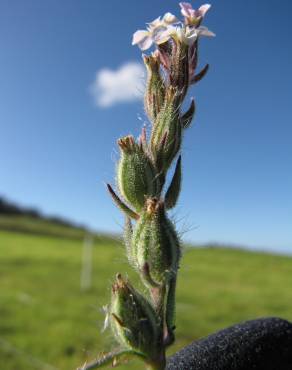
[1,0,291,253]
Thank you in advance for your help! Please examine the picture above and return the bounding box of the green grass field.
[1,221,292,370]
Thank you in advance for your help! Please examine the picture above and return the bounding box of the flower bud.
[150,88,182,173]
[143,53,165,122]
[131,198,181,286]
[110,274,160,358]
[117,135,159,212]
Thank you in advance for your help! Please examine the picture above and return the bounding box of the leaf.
[141,262,161,288]
[164,275,177,347]
[106,184,139,220]
[190,63,209,84]
[181,99,195,129]
[124,217,134,264]
[165,156,182,210]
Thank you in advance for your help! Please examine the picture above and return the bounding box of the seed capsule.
[110,274,160,358]
[117,135,159,212]
[131,198,181,286]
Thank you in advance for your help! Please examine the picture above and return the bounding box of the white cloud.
[90,62,145,108]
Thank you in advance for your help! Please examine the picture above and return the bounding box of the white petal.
[198,4,211,17]
[148,16,162,30]
[186,35,198,45]
[179,28,197,45]
[152,25,168,39]
[132,30,149,45]
[138,36,153,50]
[197,26,216,37]
[162,12,179,25]
[132,30,153,50]
[175,27,184,42]
[157,25,177,43]
[155,29,172,45]
[179,2,193,17]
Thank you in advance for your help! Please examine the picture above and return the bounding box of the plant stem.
[148,285,167,370]
[146,351,166,370]
[146,363,165,370]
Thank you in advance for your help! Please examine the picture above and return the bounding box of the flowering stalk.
[79,2,214,370]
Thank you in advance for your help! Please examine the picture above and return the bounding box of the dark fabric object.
[167,317,292,370]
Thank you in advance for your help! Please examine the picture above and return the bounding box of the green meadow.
[1,217,292,370]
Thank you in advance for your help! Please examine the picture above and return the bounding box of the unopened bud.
[131,198,181,286]
[150,89,182,173]
[143,53,165,122]
[110,274,160,358]
[117,135,159,212]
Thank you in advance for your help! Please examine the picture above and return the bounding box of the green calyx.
[169,42,189,101]
[117,135,159,212]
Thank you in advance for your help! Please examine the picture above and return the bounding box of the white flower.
[158,25,215,47]
[132,30,153,51]
[179,2,211,25]
[132,12,179,50]
[169,26,198,45]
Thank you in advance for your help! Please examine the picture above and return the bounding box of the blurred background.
[1,0,292,369]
